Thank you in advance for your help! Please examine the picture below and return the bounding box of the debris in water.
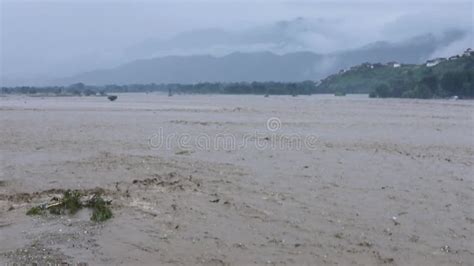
[409,235,419,243]
[175,150,192,155]
[392,216,400,226]
[441,245,451,253]
[48,190,81,215]
[85,195,113,222]
[107,95,118,101]
[25,190,112,222]
[26,206,43,216]
[358,241,373,247]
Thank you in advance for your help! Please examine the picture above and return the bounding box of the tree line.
[371,70,474,99]
[1,81,319,96]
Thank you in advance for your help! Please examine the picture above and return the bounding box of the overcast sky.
[1,0,473,81]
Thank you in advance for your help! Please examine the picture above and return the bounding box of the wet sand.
[1,94,473,265]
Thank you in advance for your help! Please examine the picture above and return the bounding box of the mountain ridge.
[48,30,470,86]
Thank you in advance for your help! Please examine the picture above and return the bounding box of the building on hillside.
[387,61,401,68]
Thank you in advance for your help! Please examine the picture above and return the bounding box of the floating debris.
[107,95,118,101]
[441,245,451,253]
[392,216,400,226]
[409,235,419,243]
[26,190,112,222]
[85,195,113,222]
[358,241,373,247]
[175,150,192,155]
[48,190,81,215]
[26,206,43,216]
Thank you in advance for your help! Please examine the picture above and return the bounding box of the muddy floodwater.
[1,94,473,265]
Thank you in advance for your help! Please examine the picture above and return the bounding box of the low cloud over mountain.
[59,30,468,85]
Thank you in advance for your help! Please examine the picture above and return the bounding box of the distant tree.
[375,84,390,98]
[83,89,96,96]
[420,75,438,90]
[441,72,465,96]
[410,84,433,99]
[69,82,85,91]
[288,83,298,96]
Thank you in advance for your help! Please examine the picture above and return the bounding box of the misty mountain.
[330,30,467,70]
[124,17,330,58]
[59,30,468,85]
[62,52,323,85]
[123,17,469,60]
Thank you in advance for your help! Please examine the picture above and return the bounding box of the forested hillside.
[317,50,474,98]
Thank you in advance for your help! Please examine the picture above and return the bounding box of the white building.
[387,61,401,68]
